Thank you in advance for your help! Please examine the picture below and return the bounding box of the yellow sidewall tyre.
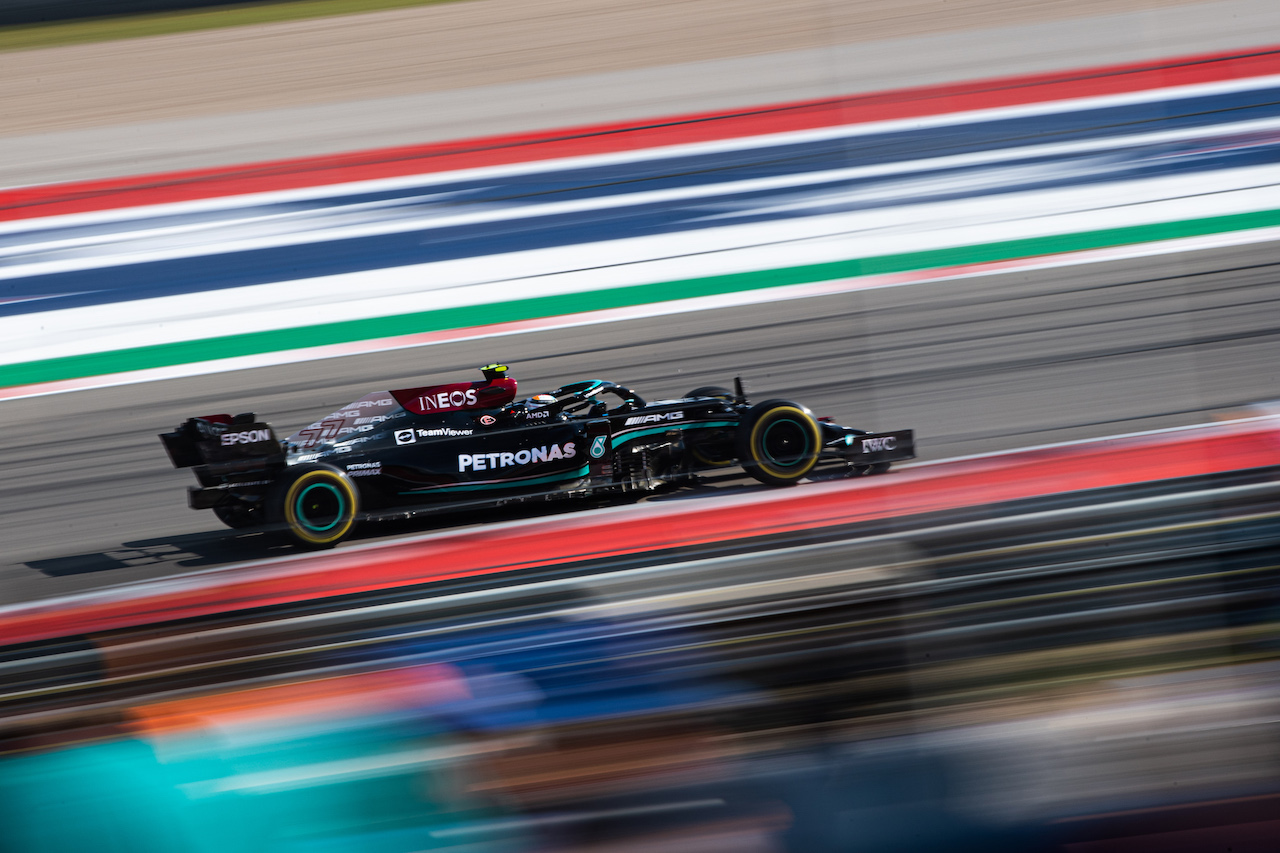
[270,464,359,549]
[735,400,822,486]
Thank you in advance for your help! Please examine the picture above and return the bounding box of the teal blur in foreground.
[0,738,223,853]
[0,724,518,853]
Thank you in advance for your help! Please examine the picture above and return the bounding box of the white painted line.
[6,113,1280,280]
[5,162,1279,367]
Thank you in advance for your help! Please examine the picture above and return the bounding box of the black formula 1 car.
[160,364,915,548]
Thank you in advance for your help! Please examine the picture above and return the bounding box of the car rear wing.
[160,414,284,469]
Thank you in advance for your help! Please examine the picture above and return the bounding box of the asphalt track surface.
[3,0,1280,608]
[2,239,1277,603]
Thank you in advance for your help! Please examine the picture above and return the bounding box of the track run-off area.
[1,43,1279,605]
[4,46,1280,395]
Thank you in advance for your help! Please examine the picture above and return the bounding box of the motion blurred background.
[1,1,1279,851]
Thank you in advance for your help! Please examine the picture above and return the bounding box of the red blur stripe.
[2,45,1279,222]
[2,418,1277,647]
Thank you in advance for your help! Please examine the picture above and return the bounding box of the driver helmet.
[528,394,556,407]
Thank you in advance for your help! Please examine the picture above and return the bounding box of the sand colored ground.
[0,0,1231,136]
[1,0,1277,186]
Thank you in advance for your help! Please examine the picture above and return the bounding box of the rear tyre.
[267,464,359,549]
[736,399,822,486]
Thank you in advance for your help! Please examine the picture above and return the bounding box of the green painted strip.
[6,208,1280,389]
[399,464,590,494]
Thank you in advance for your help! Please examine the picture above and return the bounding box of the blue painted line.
[3,85,1280,317]
[7,81,1273,249]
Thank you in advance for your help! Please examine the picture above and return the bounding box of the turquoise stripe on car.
[610,420,737,448]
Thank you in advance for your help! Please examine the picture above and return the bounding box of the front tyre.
[735,399,822,486]
[268,464,359,549]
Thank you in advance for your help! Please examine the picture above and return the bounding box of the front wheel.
[735,399,822,486]
[267,464,359,549]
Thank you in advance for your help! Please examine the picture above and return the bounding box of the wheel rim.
[760,418,811,468]
[294,481,346,532]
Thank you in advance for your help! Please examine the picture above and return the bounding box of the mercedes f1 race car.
[160,364,915,548]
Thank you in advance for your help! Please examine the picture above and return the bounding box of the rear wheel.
[736,400,822,486]
[268,464,359,549]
